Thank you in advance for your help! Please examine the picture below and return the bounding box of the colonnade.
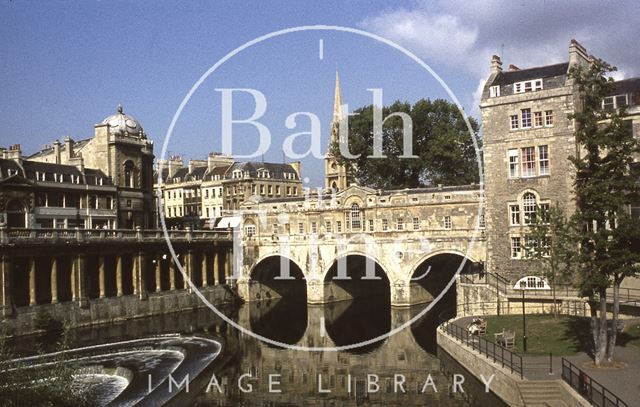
[0,246,234,315]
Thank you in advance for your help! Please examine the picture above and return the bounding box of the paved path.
[453,316,640,406]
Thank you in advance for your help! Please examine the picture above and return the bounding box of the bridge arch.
[408,250,480,306]
[248,254,306,301]
[323,252,391,353]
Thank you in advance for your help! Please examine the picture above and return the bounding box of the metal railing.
[459,271,640,305]
[440,318,523,379]
[561,358,628,407]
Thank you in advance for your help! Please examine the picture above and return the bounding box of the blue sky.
[1,1,639,186]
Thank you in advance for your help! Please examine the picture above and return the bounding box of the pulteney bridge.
[236,185,486,307]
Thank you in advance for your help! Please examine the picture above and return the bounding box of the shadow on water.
[325,296,391,354]
[249,296,308,348]
[410,287,457,354]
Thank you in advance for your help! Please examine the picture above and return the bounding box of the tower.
[324,70,350,192]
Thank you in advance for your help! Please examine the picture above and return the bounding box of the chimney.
[289,161,301,178]
[490,55,502,74]
[508,64,520,71]
[64,136,74,161]
[188,159,195,174]
[167,155,183,178]
[53,139,61,164]
[7,144,21,160]
[207,152,234,170]
[569,38,589,68]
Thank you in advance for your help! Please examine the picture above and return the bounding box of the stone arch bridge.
[236,185,486,307]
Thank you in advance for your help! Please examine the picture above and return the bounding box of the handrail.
[439,317,524,379]
[561,357,628,407]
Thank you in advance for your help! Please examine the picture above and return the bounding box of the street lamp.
[513,276,551,353]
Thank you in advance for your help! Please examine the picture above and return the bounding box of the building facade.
[0,105,155,229]
[480,39,640,280]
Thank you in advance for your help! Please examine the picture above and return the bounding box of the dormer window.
[489,85,500,97]
[514,79,543,94]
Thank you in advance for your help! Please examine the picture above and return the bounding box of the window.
[539,203,550,224]
[205,189,209,198]
[508,149,519,178]
[268,185,273,195]
[521,109,532,128]
[522,192,537,224]
[350,203,361,230]
[544,110,554,126]
[444,195,451,200]
[287,186,291,196]
[511,237,522,258]
[521,147,536,177]
[276,185,280,195]
[368,219,374,232]
[509,204,521,225]
[311,222,317,234]
[510,115,519,130]
[245,224,256,236]
[260,185,265,194]
[273,224,279,234]
[538,145,549,175]
[479,214,486,228]
[413,217,420,230]
[602,95,628,110]
[397,218,404,231]
[443,216,452,229]
[336,221,342,233]
[489,85,500,97]
[298,222,304,234]
[534,111,543,127]
[514,79,543,94]
[382,219,388,231]
[325,221,332,233]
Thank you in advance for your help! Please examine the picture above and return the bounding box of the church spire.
[332,69,343,124]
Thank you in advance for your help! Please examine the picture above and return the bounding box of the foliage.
[0,321,92,406]
[523,204,575,316]
[568,58,640,365]
[329,99,481,189]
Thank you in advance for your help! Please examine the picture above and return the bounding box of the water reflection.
[12,291,505,406]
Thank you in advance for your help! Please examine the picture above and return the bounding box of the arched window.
[123,161,135,188]
[351,203,361,230]
[522,192,537,224]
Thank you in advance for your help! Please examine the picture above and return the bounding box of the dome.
[102,104,144,137]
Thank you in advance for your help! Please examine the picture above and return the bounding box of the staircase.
[517,381,568,407]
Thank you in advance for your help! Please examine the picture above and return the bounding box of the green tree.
[329,99,480,189]
[568,59,640,365]
[524,204,574,318]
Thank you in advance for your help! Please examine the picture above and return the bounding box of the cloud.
[360,0,640,112]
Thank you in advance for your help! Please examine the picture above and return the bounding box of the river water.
[13,289,506,406]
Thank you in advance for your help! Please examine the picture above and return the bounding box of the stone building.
[0,105,155,229]
[222,161,302,211]
[154,154,302,222]
[480,39,640,280]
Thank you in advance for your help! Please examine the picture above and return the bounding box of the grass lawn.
[483,314,640,356]
[483,314,591,355]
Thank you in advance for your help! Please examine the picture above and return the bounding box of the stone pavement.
[453,316,640,406]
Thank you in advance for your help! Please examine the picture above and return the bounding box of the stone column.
[29,258,36,306]
[50,257,58,304]
[169,257,176,291]
[213,251,219,286]
[184,250,192,291]
[201,252,208,288]
[116,255,123,297]
[76,254,88,307]
[71,256,77,301]
[155,254,162,292]
[132,253,139,296]
[1,256,13,317]
[137,252,147,300]
[224,249,231,284]
[98,255,106,299]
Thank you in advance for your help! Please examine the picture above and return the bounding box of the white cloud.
[359,0,640,115]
